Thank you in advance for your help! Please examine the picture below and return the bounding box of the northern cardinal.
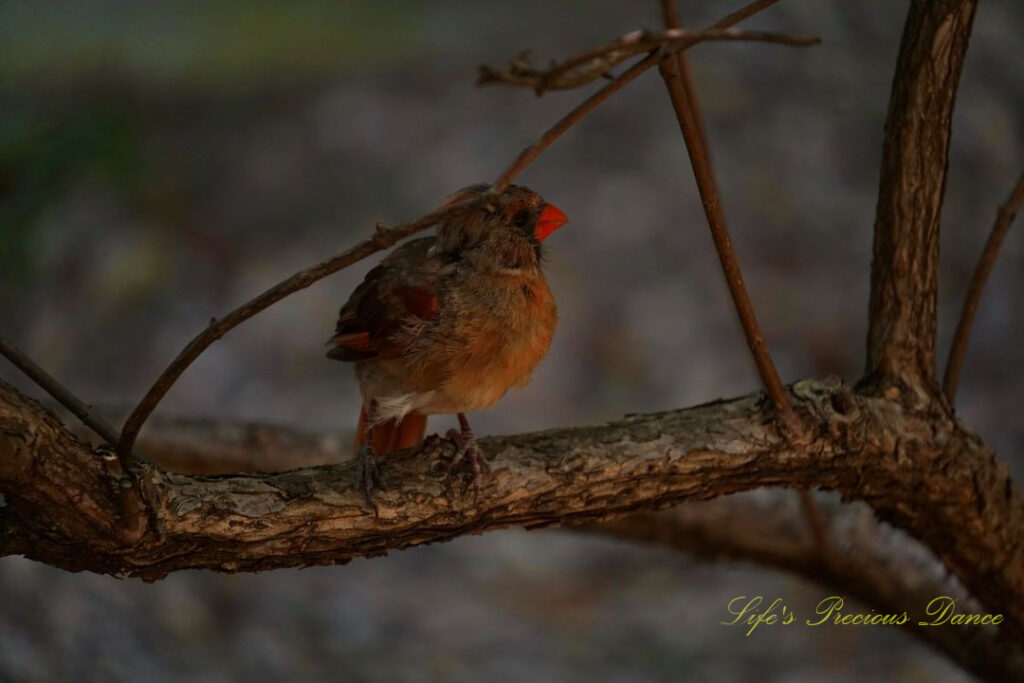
[327,184,568,504]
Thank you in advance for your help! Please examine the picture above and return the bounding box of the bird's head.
[433,183,568,272]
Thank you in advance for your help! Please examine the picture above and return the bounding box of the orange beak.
[535,203,568,242]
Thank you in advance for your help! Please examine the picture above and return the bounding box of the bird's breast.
[422,272,557,414]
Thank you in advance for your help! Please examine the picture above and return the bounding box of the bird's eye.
[512,209,530,228]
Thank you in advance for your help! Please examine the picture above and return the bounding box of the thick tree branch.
[2,377,1021,639]
[943,170,1024,403]
[867,0,978,395]
[58,416,1024,680]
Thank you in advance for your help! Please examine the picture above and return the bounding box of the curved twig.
[943,171,1024,403]
[115,211,478,462]
[61,419,1023,680]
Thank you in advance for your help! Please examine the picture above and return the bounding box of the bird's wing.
[326,237,441,362]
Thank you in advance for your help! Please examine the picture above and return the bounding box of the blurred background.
[1,1,1021,680]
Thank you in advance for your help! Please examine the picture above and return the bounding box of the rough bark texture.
[867,0,977,392]
[1,378,1021,637]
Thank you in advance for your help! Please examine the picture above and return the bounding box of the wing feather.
[326,238,440,362]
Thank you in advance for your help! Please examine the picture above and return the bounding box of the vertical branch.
[866,0,978,394]
[943,171,1024,403]
[656,0,795,424]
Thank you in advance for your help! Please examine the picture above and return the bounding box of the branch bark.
[0,334,123,453]
[40,406,1024,681]
[2,377,1021,638]
[867,0,978,395]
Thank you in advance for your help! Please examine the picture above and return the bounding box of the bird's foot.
[357,443,384,509]
[443,423,490,495]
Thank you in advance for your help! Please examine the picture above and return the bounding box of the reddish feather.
[394,286,440,321]
[354,404,427,455]
[329,285,439,360]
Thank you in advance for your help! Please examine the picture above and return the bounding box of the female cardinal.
[327,183,568,504]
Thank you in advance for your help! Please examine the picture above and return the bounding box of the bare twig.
[0,334,126,456]
[490,54,658,194]
[118,0,801,461]
[713,0,780,28]
[116,204,478,461]
[943,171,1024,403]
[492,0,791,194]
[655,2,796,424]
[659,3,711,155]
[477,28,819,94]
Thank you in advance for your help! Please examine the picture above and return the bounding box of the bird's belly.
[430,314,555,414]
[362,278,556,418]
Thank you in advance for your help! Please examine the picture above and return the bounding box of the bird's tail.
[355,404,427,455]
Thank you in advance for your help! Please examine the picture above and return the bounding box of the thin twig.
[491,54,658,194]
[0,334,127,455]
[661,7,712,175]
[116,206,477,460]
[655,1,795,424]
[478,28,819,94]
[493,0,791,193]
[943,171,1024,403]
[712,0,780,28]
[117,0,794,462]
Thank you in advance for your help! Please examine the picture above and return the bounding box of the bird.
[326,183,568,505]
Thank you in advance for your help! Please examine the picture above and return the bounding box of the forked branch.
[477,27,819,94]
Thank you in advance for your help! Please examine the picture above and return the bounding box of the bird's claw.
[357,443,383,509]
[443,427,490,495]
